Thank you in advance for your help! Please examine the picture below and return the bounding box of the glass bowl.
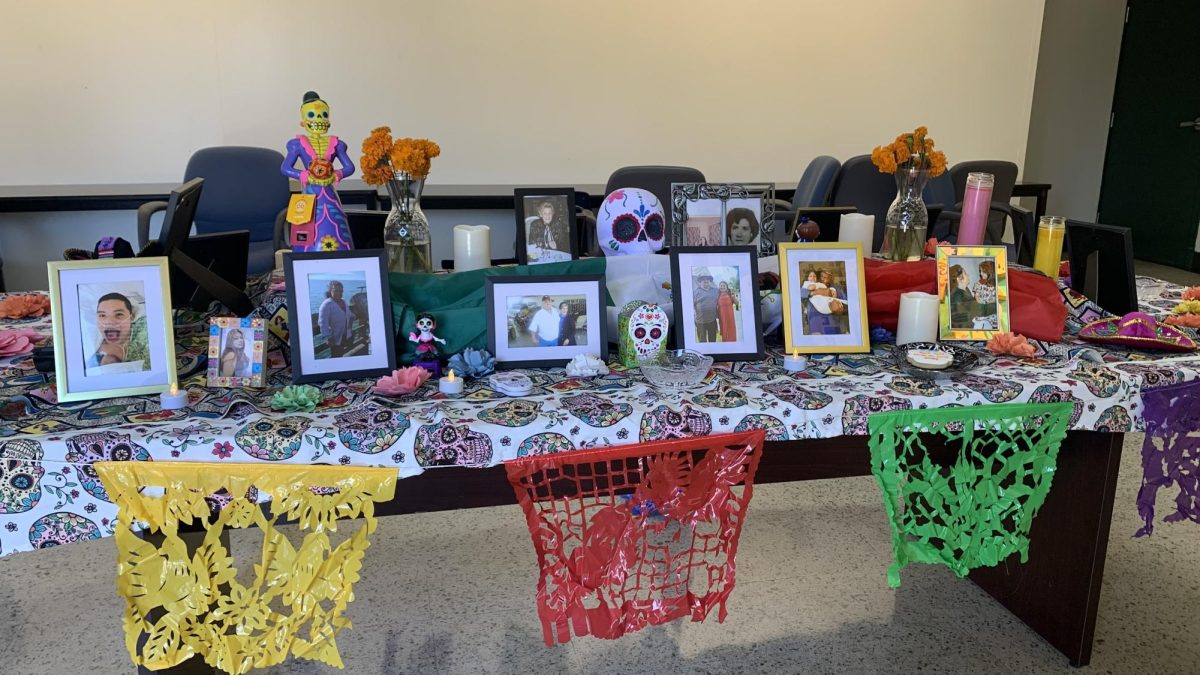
[638,349,713,390]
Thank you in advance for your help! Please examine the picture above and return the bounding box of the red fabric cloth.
[504,430,765,646]
[864,259,1067,342]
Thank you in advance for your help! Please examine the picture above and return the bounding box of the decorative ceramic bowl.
[894,342,979,380]
[638,349,713,390]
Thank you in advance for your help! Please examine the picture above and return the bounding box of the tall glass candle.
[1033,215,1066,278]
[957,172,994,246]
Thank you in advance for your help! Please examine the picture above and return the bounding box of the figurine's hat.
[302,91,322,105]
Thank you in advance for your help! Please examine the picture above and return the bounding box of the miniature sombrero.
[1079,311,1198,352]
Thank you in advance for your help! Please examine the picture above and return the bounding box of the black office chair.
[827,154,896,252]
[950,160,1020,246]
[1065,220,1138,315]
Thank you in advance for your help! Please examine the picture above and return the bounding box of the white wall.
[1,0,1047,290]
[1023,0,1125,222]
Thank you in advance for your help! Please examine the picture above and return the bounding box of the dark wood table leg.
[967,431,1123,667]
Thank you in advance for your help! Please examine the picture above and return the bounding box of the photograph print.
[207,317,266,388]
[284,250,396,383]
[670,247,764,361]
[486,275,606,368]
[48,257,177,401]
[670,183,777,255]
[514,187,578,265]
[778,243,870,353]
[937,245,1010,340]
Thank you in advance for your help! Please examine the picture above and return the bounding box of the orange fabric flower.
[1182,286,1200,302]
[1165,314,1200,329]
[0,294,50,319]
[986,332,1036,358]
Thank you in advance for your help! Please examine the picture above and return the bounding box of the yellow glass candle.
[1033,216,1066,278]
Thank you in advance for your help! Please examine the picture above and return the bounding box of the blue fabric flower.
[447,348,496,379]
[870,326,896,344]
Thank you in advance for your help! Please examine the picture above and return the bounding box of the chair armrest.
[273,209,288,253]
[136,201,169,249]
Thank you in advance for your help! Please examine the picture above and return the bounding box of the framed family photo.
[777,243,870,354]
[486,275,607,369]
[283,250,396,383]
[670,183,777,256]
[937,245,1010,340]
[207,317,266,388]
[669,247,764,361]
[47,257,177,402]
[513,187,578,265]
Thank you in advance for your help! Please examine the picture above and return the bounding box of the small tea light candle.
[160,384,188,410]
[783,349,807,372]
[439,369,464,395]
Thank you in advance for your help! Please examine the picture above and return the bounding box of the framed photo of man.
[669,246,764,361]
[283,249,396,383]
[47,257,178,402]
[937,245,1011,341]
[513,187,578,266]
[670,183,777,256]
[777,242,870,354]
[486,275,607,368]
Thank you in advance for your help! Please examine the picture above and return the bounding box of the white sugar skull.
[597,188,666,256]
[624,303,669,363]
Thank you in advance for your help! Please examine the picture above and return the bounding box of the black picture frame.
[513,187,579,265]
[485,274,608,369]
[1065,220,1138,316]
[669,246,764,361]
[283,249,396,383]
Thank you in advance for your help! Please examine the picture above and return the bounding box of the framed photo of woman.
[485,275,607,369]
[777,242,870,354]
[669,246,764,361]
[669,183,777,256]
[513,188,578,265]
[937,245,1010,340]
[283,250,396,383]
[207,317,267,388]
[47,257,177,402]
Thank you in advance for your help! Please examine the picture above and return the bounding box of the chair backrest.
[791,156,841,208]
[183,147,291,243]
[1065,220,1138,315]
[603,165,706,217]
[950,160,1019,243]
[827,154,896,251]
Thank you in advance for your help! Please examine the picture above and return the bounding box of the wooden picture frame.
[513,187,579,265]
[777,242,870,354]
[206,317,267,388]
[486,274,607,368]
[937,245,1011,340]
[47,257,178,402]
[669,246,765,361]
[283,249,396,383]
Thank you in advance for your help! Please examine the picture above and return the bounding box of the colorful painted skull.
[691,383,748,409]
[597,188,666,256]
[1028,385,1083,427]
[887,376,945,398]
[64,432,151,502]
[0,439,44,514]
[416,315,435,332]
[335,404,411,454]
[761,381,834,410]
[561,393,633,427]
[1094,405,1133,433]
[235,416,312,461]
[478,399,542,427]
[840,394,912,435]
[1070,363,1123,398]
[413,419,494,467]
[951,374,1022,403]
[733,414,789,441]
[300,93,330,136]
[516,432,574,457]
[638,404,713,442]
[618,301,669,367]
[28,512,100,549]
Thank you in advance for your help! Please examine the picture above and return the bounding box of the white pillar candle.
[453,224,491,272]
[896,291,940,345]
[838,213,875,256]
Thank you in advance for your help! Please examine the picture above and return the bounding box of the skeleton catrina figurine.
[281,91,356,252]
[597,188,666,256]
[618,300,669,367]
[409,312,445,377]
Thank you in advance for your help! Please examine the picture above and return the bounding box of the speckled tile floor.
[1,433,1196,674]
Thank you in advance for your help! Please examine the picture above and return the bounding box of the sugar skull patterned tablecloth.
[0,276,1197,558]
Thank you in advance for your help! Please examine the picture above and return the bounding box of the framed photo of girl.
[777,242,870,354]
[513,187,579,266]
[47,257,177,402]
[669,246,764,361]
[486,275,607,369]
[937,245,1010,340]
[283,249,396,383]
[207,317,267,388]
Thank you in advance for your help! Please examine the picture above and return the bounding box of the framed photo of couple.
[670,183,777,256]
[669,247,764,361]
[937,245,1010,340]
[778,243,870,354]
[485,275,607,369]
[513,188,578,266]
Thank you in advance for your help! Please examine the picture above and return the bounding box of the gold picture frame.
[48,257,178,402]
[936,245,1010,340]
[778,242,870,354]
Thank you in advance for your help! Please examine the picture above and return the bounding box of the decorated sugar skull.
[235,416,312,461]
[618,301,669,367]
[762,381,833,410]
[638,404,713,442]
[300,92,331,137]
[516,432,574,457]
[64,432,152,502]
[28,512,100,550]
[734,414,789,441]
[414,419,493,467]
[691,383,748,409]
[478,399,542,427]
[561,393,633,427]
[597,188,666,256]
[335,404,411,454]
[0,439,45,514]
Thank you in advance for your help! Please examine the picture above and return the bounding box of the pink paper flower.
[374,366,431,396]
[0,329,43,356]
[986,332,1037,358]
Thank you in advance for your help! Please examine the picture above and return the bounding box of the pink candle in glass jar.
[957,172,994,246]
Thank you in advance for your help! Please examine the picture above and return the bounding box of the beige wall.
[1023,0,1126,221]
[4,0,1045,186]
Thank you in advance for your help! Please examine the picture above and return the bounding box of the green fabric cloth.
[867,402,1072,588]
[388,258,609,364]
